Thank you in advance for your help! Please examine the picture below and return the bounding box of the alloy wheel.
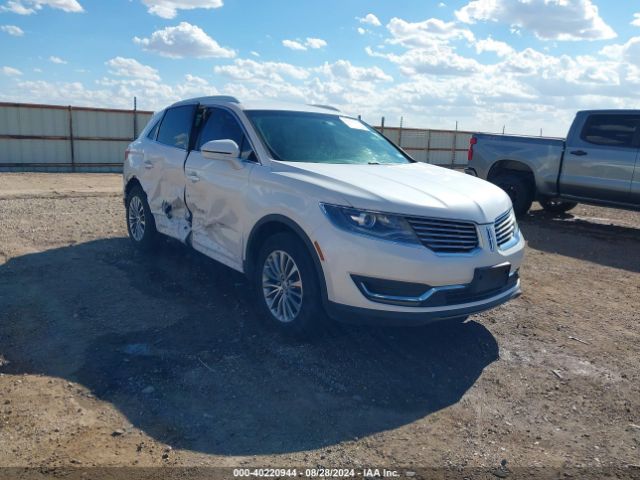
[261,250,304,323]
[128,195,146,241]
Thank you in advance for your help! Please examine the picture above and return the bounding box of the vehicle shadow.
[519,209,640,273]
[0,238,498,455]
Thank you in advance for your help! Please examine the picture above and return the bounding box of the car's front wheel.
[254,232,326,337]
[125,185,158,250]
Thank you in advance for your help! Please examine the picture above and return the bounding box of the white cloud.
[106,57,160,81]
[134,22,235,59]
[368,45,481,77]
[250,50,260,57]
[5,74,220,111]
[305,37,327,49]
[282,37,327,51]
[2,66,22,76]
[632,13,640,27]
[184,73,207,85]
[0,0,83,14]
[214,58,310,82]
[282,39,306,51]
[455,0,616,41]
[357,13,381,27]
[1,24,24,36]
[600,37,640,67]
[475,37,514,57]
[386,17,475,47]
[316,60,392,82]
[49,55,67,64]
[140,0,223,19]
[372,17,479,77]
[357,27,366,35]
[3,7,640,139]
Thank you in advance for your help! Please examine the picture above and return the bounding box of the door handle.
[186,172,200,182]
[143,160,153,169]
[570,150,588,156]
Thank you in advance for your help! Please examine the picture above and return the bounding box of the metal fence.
[0,102,472,172]
[376,126,472,168]
[0,102,153,172]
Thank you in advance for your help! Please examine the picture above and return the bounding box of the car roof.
[169,96,343,115]
[577,109,640,115]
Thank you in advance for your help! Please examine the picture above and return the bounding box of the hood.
[272,161,512,224]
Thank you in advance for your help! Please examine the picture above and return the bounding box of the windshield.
[245,110,412,164]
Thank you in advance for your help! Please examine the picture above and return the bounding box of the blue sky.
[1,0,640,135]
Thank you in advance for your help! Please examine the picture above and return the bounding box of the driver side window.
[197,108,255,160]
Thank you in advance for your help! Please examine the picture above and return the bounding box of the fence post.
[68,105,75,172]
[398,116,404,148]
[133,96,138,139]
[451,121,458,169]
[380,116,385,135]
[426,129,432,165]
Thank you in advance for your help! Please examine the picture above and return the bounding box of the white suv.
[124,96,524,335]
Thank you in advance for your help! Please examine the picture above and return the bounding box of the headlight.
[320,203,419,245]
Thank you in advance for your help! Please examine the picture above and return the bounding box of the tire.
[125,185,158,251]
[493,172,534,218]
[539,197,578,215]
[253,232,326,338]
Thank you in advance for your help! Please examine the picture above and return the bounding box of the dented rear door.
[148,104,196,241]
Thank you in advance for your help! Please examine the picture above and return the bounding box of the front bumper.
[326,278,521,326]
[314,221,524,304]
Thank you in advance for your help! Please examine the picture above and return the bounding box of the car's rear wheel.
[126,185,158,250]
[493,172,534,218]
[254,232,326,337]
[539,197,578,215]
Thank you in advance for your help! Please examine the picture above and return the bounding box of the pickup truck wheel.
[254,232,326,338]
[125,185,158,250]
[539,198,578,215]
[493,173,533,218]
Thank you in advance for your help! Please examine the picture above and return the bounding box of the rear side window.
[197,108,254,159]
[146,115,162,140]
[157,106,195,150]
[581,115,640,148]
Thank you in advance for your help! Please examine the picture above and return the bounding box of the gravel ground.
[0,173,639,479]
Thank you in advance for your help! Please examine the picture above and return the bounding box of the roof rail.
[171,96,240,107]
[308,104,340,112]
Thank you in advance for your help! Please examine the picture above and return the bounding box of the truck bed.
[470,133,565,198]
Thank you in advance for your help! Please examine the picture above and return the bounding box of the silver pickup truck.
[465,110,640,216]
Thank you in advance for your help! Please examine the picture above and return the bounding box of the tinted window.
[157,106,194,150]
[197,108,253,159]
[146,115,162,140]
[581,115,640,148]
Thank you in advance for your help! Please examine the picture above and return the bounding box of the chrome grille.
[406,216,479,253]
[494,210,517,247]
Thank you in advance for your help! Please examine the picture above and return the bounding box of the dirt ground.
[0,173,639,479]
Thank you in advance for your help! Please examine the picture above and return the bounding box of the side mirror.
[201,139,243,170]
[201,139,240,158]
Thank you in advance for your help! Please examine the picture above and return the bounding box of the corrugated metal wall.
[0,102,471,172]
[0,102,153,172]
[376,126,472,168]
